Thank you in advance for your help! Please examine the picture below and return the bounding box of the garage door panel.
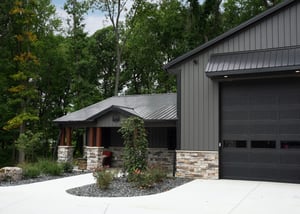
[222,150,249,162]
[248,151,279,163]
[221,78,300,183]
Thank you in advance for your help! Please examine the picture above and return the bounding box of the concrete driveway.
[0,173,300,214]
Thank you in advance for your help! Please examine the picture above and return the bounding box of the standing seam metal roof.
[205,46,300,77]
[53,93,177,123]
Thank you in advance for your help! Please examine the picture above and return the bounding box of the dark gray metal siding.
[178,1,300,151]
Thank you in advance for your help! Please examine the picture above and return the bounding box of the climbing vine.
[118,117,148,175]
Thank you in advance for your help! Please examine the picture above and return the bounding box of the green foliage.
[36,159,63,176]
[128,166,167,189]
[15,131,43,162]
[0,146,15,168]
[118,117,148,175]
[61,162,73,173]
[93,167,114,190]
[21,163,41,179]
[222,0,283,30]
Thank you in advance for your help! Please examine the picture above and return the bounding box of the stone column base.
[86,146,104,170]
[176,150,219,179]
[57,146,74,163]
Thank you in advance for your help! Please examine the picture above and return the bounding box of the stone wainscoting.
[176,150,219,179]
[108,147,175,173]
[57,146,74,163]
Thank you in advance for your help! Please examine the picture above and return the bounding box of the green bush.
[128,166,168,189]
[21,164,41,179]
[148,165,167,183]
[36,159,63,176]
[61,162,73,173]
[93,168,113,190]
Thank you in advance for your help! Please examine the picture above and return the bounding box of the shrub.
[36,159,63,176]
[21,164,41,179]
[118,117,148,175]
[61,162,73,173]
[15,131,43,162]
[148,165,167,183]
[93,167,113,190]
[128,166,168,189]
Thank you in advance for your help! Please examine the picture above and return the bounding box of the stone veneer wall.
[108,147,175,173]
[86,147,104,170]
[57,146,74,163]
[176,150,219,179]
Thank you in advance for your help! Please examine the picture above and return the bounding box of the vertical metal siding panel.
[228,38,234,52]
[266,18,273,48]
[272,14,279,47]
[255,24,261,49]
[233,36,239,52]
[193,58,200,150]
[238,32,244,51]
[297,3,300,45]
[278,12,285,47]
[244,29,250,50]
[213,81,219,151]
[181,63,188,150]
[261,21,267,49]
[250,26,256,50]
[223,40,229,52]
[190,64,195,150]
[290,5,297,46]
[284,8,291,46]
[199,54,204,150]
[203,52,209,150]
[191,61,196,150]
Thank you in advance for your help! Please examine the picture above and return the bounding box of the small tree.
[118,117,148,175]
[15,131,43,162]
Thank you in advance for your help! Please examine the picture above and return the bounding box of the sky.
[52,0,107,35]
[52,0,207,35]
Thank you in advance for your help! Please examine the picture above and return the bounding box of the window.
[251,140,276,148]
[281,141,300,149]
[223,140,247,148]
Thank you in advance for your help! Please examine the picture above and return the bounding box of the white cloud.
[83,13,108,35]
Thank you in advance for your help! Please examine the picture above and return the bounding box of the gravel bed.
[67,177,192,197]
[0,171,86,187]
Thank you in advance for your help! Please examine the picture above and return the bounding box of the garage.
[220,78,300,182]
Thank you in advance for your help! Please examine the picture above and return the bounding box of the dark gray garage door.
[220,78,300,183]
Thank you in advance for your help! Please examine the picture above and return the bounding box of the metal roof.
[164,0,296,70]
[205,46,300,77]
[53,93,177,123]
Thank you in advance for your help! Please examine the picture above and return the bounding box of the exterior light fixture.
[224,75,228,78]
[296,70,300,73]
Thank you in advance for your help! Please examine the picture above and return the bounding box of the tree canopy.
[0,0,283,164]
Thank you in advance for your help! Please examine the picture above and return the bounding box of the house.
[54,93,177,171]
[164,0,300,182]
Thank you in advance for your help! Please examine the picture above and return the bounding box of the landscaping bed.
[67,176,192,197]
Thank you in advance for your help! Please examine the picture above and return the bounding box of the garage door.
[220,78,300,183]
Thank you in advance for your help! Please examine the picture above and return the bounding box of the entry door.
[220,78,300,183]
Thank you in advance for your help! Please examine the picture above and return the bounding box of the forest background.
[0,0,282,166]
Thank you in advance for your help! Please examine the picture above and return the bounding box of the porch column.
[88,127,95,147]
[86,127,104,170]
[57,127,74,163]
[66,127,72,146]
[59,128,65,146]
[96,127,102,147]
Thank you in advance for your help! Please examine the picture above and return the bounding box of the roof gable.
[164,0,296,70]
